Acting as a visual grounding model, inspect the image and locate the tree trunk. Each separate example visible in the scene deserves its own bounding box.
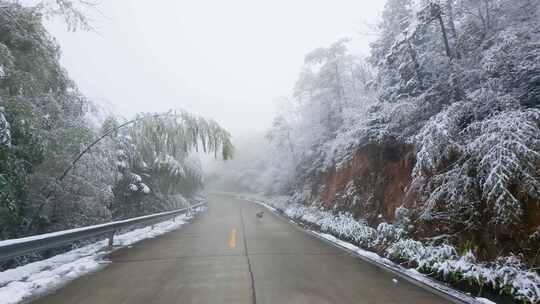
[445,0,461,59]
[406,41,423,87]
[437,13,453,59]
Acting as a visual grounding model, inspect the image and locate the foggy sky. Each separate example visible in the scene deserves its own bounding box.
[47,1,386,136]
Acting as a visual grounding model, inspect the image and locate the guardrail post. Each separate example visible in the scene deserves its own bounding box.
[108,231,115,249]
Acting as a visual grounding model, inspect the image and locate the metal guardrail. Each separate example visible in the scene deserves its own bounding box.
[0,202,206,262]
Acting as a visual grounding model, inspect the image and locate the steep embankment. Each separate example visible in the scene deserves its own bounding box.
[319,141,415,224]
[301,139,540,266]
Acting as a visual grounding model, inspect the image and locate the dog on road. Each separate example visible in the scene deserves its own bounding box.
[256,211,264,220]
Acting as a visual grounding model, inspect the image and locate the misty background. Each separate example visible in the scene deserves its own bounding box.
[2,1,540,301]
[46,0,385,135]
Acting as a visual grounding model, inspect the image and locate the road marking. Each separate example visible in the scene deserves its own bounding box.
[228,228,237,248]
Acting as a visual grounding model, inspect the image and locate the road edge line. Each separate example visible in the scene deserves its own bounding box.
[236,195,481,304]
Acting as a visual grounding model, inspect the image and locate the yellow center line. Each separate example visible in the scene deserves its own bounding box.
[228,228,237,249]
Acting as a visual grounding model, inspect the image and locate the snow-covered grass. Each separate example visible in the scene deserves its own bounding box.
[314,232,483,304]
[387,240,540,304]
[0,208,204,304]
[238,193,540,304]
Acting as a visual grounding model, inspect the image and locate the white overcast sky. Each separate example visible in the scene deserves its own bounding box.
[46,1,386,135]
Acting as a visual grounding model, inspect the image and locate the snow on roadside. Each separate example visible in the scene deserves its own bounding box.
[235,192,540,304]
[0,208,204,304]
[476,298,497,304]
[313,232,480,304]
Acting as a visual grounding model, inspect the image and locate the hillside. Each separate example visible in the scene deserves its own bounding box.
[207,0,540,302]
[0,1,232,261]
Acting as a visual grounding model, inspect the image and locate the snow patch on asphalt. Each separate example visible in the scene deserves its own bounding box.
[0,210,202,304]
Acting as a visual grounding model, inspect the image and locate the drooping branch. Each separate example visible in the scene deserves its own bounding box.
[58,113,163,181]
[28,110,233,232]
[59,110,233,182]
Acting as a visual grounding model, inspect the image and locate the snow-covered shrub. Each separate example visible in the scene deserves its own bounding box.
[466,109,540,227]
[386,239,540,303]
[492,256,540,303]
[412,101,469,177]
[411,102,479,224]
[386,239,458,271]
[281,203,377,247]
[530,228,540,242]
[374,222,405,246]
[394,206,411,229]
[386,239,427,266]
[416,158,481,226]
[420,245,459,272]
[318,212,376,246]
[437,251,479,281]
[413,107,540,231]
[126,173,150,194]
[434,254,540,303]
[0,106,10,146]
[284,204,308,219]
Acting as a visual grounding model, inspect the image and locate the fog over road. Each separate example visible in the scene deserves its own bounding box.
[34,194,450,304]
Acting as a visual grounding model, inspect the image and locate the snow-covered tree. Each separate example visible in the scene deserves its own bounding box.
[401,0,540,238]
[0,2,234,239]
[228,0,540,272]
[110,112,233,218]
[0,106,9,146]
[0,2,100,237]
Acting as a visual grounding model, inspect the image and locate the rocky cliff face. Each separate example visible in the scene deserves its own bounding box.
[300,140,540,266]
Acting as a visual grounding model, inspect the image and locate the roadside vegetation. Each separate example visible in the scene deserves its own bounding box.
[0,1,233,265]
[246,195,539,303]
[208,0,540,302]
[1,0,539,302]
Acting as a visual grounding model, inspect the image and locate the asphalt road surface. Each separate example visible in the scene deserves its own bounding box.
[33,194,451,304]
